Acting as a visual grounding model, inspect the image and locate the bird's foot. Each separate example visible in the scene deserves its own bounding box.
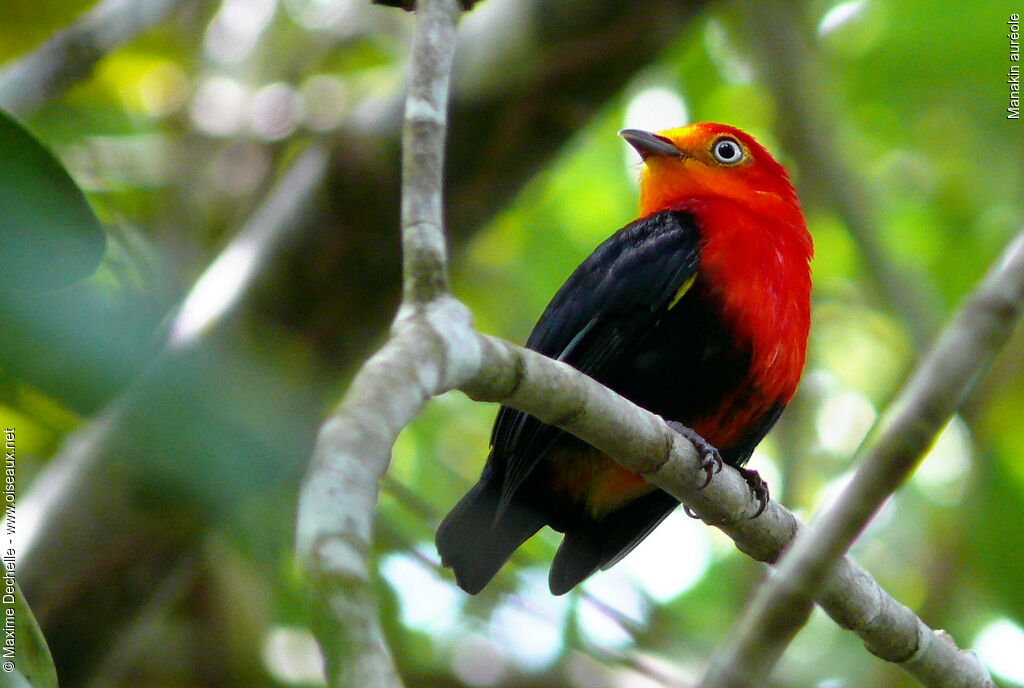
[666,421,723,490]
[737,466,770,518]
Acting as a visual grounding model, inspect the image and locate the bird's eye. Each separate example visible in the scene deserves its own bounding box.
[711,137,745,165]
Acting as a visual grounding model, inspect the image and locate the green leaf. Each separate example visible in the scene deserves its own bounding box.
[0,580,59,688]
[0,108,105,291]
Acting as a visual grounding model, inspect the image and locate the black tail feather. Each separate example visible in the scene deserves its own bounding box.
[436,470,546,594]
[548,489,678,595]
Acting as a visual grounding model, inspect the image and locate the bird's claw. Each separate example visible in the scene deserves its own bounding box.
[666,421,722,489]
[737,466,770,518]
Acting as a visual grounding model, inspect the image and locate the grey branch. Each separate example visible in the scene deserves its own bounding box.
[401,0,461,304]
[697,230,1024,688]
[295,1,462,686]
[296,1,1009,688]
[302,255,1017,687]
[15,5,701,675]
[296,299,474,688]
[299,255,1020,687]
[0,0,189,117]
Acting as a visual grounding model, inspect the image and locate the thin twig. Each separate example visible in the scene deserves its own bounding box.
[0,0,190,116]
[697,229,1024,688]
[401,0,459,304]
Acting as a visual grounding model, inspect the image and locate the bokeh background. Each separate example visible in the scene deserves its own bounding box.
[1,0,1022,686]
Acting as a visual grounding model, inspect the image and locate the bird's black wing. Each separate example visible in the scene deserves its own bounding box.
[492,210,702,509]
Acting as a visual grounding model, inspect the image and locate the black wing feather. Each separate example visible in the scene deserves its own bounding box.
[493,210,702,509]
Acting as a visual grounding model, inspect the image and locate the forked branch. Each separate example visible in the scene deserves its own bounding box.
[295,1,1012,687]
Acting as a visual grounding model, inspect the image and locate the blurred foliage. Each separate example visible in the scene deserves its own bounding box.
[0,110,105,290]
[0,0,1022,687]
[1,0,96,61]
[5,581,58,688]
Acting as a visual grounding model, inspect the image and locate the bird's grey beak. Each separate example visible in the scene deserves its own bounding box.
[619,129,687,160]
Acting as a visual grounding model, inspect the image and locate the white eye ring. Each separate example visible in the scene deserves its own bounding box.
[711,137,745,164]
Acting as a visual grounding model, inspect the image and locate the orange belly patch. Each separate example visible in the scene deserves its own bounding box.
[548,444,656,518]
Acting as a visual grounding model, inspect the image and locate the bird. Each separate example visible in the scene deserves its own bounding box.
[436,122,813,595]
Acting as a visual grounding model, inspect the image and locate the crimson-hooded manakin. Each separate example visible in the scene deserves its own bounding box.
[436,123,813,595]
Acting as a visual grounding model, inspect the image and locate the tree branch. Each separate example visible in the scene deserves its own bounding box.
[696,229,1024,688]
[0,0,190,117]
[297,301,473,688]
[299,262,1011,688]
[401,0,460,304]
[302,270,1015,688]
[295,1,463,685]
[296,2,1011,688]
[13,3,706,675]
[462,271,1018,687]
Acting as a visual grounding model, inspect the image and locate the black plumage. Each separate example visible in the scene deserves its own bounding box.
[436,210,777,595]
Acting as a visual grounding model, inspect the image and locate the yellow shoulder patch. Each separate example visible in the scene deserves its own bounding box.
[668,273,697,310]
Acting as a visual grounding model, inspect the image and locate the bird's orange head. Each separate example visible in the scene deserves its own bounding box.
[621,123,801,223]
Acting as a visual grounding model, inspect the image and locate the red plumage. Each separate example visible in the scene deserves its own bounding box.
[437,123,813,594]
[682,194,812,448]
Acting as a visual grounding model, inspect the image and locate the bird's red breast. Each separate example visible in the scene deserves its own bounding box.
[572,123,813,514]
[436,123,814,595]
[635,123,812,442]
